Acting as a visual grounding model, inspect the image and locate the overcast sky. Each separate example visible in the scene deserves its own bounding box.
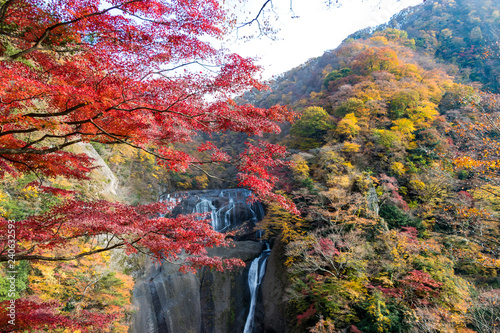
[224,0,424,79]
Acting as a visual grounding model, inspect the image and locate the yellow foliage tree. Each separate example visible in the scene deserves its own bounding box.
[29,242,134,332]
[409,101,439,127]
[391,118,416,141]
[336,113,361,139]
[391,162,406,175]
[291,155,310,181]
[257,203,308,245]
[342,142,361,154]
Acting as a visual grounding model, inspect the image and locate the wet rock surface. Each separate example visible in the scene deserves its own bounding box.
[131,241,265,333]
[261,242,288,333]
[161,189,265,235]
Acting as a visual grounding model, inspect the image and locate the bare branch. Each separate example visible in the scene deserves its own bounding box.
[237,0,273,29]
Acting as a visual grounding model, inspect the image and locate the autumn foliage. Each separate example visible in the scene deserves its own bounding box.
[0,0,295,196]
[3,0,500,332]
[247,26,500,332]
[0,0,297,331]
[0,297,116,332]
[0,0,299,260]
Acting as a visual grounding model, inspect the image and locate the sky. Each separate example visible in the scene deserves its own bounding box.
[224,0,424,79]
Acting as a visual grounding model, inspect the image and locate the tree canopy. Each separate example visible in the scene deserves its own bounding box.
[0,0,298,256]
[0,1,297,329]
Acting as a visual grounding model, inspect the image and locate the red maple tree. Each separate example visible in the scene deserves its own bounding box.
[0,0,297,258]
[0,297,116,332]
[0,0,296,329]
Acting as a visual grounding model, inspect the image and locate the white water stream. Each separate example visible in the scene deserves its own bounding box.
[243,243,271,333]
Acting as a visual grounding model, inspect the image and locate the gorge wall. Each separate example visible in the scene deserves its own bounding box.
[131,189,286,333]
[131,241,265,333]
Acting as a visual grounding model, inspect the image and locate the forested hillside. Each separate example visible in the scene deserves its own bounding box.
[351,0,500,93]
[244,0,500,108]
[250,1,500,331]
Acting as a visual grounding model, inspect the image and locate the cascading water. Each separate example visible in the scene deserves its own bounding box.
[194,199,218,229]
[160,188,265,233]
[243,243,271,333]
[132,189,271,333]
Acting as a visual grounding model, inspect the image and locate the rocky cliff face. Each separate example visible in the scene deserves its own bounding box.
[131,241,265,333]
[131,189,290,333]
[261,241,288,333]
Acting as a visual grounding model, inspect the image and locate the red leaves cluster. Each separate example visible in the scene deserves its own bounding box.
[377,270,442,307]
[0,2,293,332]
[0,200,244,271]
[379,174,409,211]
[238,141,299,214]
[399,270,442,305]
[312,238,340,257]
[0,297,116,332]
[297,303,317,325]
[0,0,296,212]
[0,0,297,265]
[400,226,418,243]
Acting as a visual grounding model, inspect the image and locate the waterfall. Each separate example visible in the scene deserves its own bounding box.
[194,199,218,230]
[243,243,271,333]
[133,189,270,333]
[222,197,235,232]
[160,189,265,233]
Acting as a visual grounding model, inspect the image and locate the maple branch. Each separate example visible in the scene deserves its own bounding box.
[150,61,220,77]
[23,102,88,118]
[0,139,82,155]
[0,155,43,183]
[0,0,15,23]
[52,220,66,239]
[1,0,142,61]
[88,119,212,165]
[88,119,175,161]
[108,94,210,128]
[110,96,196,115]
[105,235,116,250]
[22,132,97,150]
[0,238,141,262]
[237,0,273,29]
[46,46,85,53]
[192,164,235,184]
[65,113,103,126]
[0,93,46,105]
[0,127,38,137]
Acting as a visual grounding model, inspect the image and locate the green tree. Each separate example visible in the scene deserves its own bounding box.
[291,106,333,148]
[389,91,420,119]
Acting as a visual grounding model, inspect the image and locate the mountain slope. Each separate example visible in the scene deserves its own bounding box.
[243,0,499,110]
[347,0,500,92]
[249,3,500,332]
